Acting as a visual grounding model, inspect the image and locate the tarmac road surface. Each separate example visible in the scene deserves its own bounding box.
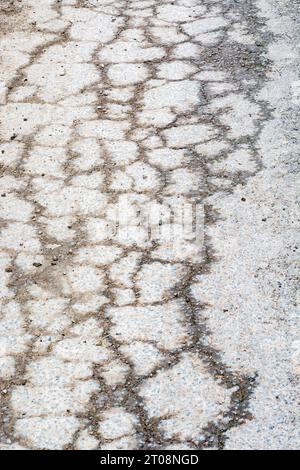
[0,0,299,450]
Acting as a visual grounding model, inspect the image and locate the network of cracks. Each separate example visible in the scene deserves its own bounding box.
[0,0,273,450]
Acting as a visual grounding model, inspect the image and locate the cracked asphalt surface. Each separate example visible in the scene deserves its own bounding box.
[0,0,299,450]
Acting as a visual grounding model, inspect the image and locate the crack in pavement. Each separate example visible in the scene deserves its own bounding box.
[0,0,298,451]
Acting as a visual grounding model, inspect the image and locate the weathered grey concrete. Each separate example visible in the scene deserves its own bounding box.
[0,0,299,450]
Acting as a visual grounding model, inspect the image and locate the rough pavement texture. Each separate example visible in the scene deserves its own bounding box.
[0,0,299,450]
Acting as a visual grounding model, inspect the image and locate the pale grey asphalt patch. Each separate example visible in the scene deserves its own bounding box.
[0,0,298,450]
